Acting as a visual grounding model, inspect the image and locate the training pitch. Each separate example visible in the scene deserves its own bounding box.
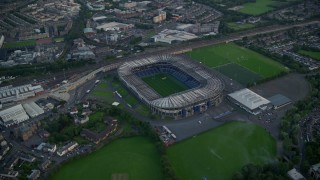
[298,50,320,61]
[167,122,276,179]
[51,137,163,180]
[239,0,290,15]
[142,73,189,97]
[186,43,288,84]
[3,40,36,49]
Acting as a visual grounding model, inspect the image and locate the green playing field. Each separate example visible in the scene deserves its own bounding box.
[142,73,189,97]
[168,121,277,179]
[51,137,163,180]
[186,43,288,81]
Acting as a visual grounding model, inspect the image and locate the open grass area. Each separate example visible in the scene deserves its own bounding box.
[90,81,116,104]
[142,73,189,97]
[125,95,139,106]
[117,86,129,97]
[298,50,320,61]
[239,0,276,15]
[216,63,263,85]
[227,22,256,30]
[3,40,36,49]
[187,43,288,80]
[168,121,276,180]
[86,112,106,133]
[135,105,151,117]
[51,137,163,180]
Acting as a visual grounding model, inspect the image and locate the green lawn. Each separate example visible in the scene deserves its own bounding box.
[298,50,320,61]
[117,86,129,97]
[168,122,277,180]
[239,0,276,15]
[90,81,116,103]
[86,112,106,133]
[216,63,263,85]
[135,105,151,117]
[2,40,36,49]
[142,73,189,97]
[227,22,256,30]
[51,137,163,180]
[125,95,139,106]
[187,43,288,78]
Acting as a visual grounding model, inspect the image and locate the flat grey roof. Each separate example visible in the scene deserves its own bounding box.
[268,94,291,107]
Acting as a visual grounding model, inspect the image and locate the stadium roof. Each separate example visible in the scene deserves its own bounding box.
[268,94,291,108]
[228,88,270,110]
[118,55,224,110]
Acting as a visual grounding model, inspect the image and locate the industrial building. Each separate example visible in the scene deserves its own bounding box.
[0,104,29,127]
[96,22,134,32]
[0,84,44,106]
[152,29,198,44]
[268,94,292,109]
[228,88,272,115]
[22,102,44,118]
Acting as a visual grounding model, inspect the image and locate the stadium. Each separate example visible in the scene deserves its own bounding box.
[118,55,224,119]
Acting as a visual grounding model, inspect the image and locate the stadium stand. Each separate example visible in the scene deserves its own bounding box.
[118,55,224,119]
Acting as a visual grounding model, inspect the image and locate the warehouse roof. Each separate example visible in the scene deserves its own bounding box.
[0,104,29,125]
[228,88,270,110]
[268,94,291,108]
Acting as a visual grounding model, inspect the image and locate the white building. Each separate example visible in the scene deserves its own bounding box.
[36,143,57,153]
[92,16,107,22]
[56,141,78,156]
[96,22,134,31]
[228,88,272,115]
[0,104,29,127]
[287,168,306,180]
[152,29,198,44]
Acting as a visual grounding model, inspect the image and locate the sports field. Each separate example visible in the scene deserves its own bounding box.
[216,63,263,85]
[51,137,163,180]
[187,43,287,83]
[167,122,276,180]
[142,73,189,97]
[298,50,320,61]
[2,40,36,49]
[239,0,275,15]
[227,22,256,31]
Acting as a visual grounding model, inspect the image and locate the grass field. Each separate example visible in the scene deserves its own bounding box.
[168,122,276,180]
[298,50,320,61]
[87,112,106,133]
[227,22,256,30]
[125,95,139,106]
[187,43,287,81]
[216,63,263,85]
[3,40,36,49]
[142,73,189,97]
[51,137,163,180]
[90,81,116,104]
[239,0,275,15]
